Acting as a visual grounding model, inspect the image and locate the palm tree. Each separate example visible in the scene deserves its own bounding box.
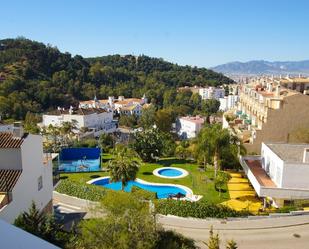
[107,146,140,190]
[197,124,230,178]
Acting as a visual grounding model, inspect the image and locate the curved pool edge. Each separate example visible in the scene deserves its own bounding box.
[153,167,189,179]
[86,176,202,201]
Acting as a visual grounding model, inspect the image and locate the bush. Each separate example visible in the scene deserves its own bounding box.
[131,186,157,200]
[56,179,107,201]
[155,200,250,218]
[72,139,98,148]
[155,230,196,249]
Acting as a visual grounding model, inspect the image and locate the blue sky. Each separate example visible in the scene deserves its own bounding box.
[1,0,309,67]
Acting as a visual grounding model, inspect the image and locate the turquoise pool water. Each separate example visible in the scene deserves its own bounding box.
[158,168,183,177]
[59,159,100,172]
[92,178,187,199]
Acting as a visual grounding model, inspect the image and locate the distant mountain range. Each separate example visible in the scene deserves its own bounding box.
[211,60,309,76]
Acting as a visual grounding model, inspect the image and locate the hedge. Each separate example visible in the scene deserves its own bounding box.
[155,199,251,218]
[131,186,157,201]
[56,179,107,202]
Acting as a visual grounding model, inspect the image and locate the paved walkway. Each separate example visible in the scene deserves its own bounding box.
[221,172,262,213]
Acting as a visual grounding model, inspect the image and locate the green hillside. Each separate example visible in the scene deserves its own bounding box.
[0,38,233,119]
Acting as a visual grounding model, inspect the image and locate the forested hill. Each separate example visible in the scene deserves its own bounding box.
[0,38,233,119]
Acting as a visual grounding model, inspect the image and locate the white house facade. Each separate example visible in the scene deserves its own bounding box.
[79,95,148,117]
[240,142,309,208]
[199,87,225,100]
[0,132,53,223]
[176,116,205,139]
[42,108,116,135]
[219,95,239,111]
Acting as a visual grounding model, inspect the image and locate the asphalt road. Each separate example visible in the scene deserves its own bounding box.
[53,192,309,249]
[166,224,309,249]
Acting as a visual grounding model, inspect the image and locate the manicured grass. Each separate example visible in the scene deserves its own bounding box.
[60,156,230,204]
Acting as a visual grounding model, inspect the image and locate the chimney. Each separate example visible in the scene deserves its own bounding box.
[303,148,309,163]
[275,85,281,97]
[69,106,73,115]
[13,122,24,138]
[108,96,114,106]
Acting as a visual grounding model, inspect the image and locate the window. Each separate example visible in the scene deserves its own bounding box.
[38,176,43,191]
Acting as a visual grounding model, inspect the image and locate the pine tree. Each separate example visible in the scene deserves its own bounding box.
[204,226,220,249]
[226,240,238,249]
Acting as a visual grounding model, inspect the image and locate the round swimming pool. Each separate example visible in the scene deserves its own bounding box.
[153,167,189,179]
[87,177,193,199]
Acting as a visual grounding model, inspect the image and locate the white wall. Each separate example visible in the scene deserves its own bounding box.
[0,135,53,223]
[177,119,201,139]
[282,163,309,189]
[42,115,63,127]
[43,111,115,132]
[0,148,22,170]
[261,143,284,187]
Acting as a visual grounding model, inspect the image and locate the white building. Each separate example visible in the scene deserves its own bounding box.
[240,142,309,208]
[199,87,225,100]
[117,104,143,116]
[0,132,53,223]
[42,107,116,136]
[79,95,148,116]
[176,116,205,139]
[219,95,239,111]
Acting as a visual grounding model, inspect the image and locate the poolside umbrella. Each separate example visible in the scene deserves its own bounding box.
[175,192,186,199]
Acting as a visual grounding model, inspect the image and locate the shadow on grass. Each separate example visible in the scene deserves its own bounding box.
[142,172,153,176]
[157,158,191,167]
[90,175,101,179]
[60,176,68,180]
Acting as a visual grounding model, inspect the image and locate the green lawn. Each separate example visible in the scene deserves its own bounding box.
[60,156,230,204]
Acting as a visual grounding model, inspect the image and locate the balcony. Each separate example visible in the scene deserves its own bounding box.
[240,156,309,200]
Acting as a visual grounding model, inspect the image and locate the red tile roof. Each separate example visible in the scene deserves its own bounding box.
[245,159,277,187]
[0,169,22,192]
[0,133,24,148]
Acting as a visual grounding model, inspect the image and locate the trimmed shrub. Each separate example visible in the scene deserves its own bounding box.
[56,179,107,201]
[155,199,250,218]
[131,186,157,200]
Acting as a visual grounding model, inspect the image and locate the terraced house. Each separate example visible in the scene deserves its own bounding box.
[223,81,309,153]
[241,142,309,208]
[0,129,53,223]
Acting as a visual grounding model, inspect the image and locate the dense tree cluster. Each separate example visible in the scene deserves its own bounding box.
[0,38,233,120]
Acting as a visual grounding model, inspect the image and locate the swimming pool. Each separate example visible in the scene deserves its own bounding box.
[58,159,100,172]
[88,177,192,199]
[153,167,189,179]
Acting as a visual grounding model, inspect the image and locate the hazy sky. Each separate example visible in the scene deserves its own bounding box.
[2,0,309,67]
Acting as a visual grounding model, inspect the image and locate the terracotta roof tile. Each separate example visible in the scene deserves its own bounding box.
[0,133,24,148]
[0,169,22,191]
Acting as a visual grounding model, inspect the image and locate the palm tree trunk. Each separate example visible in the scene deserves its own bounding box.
[121,179,125,191]
[214,149,219,179]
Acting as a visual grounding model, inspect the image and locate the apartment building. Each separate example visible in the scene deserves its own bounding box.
[176,116,205,139]
[223,82,309,153]
[251,75,309,95]
[0,131,53,223]
[79,95,148,116]
[240,142,309,208]
[219,94,239,111]
[42,107,116,136]
[198,87,225,100]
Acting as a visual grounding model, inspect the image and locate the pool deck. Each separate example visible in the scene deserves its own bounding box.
[152,167,189,179]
